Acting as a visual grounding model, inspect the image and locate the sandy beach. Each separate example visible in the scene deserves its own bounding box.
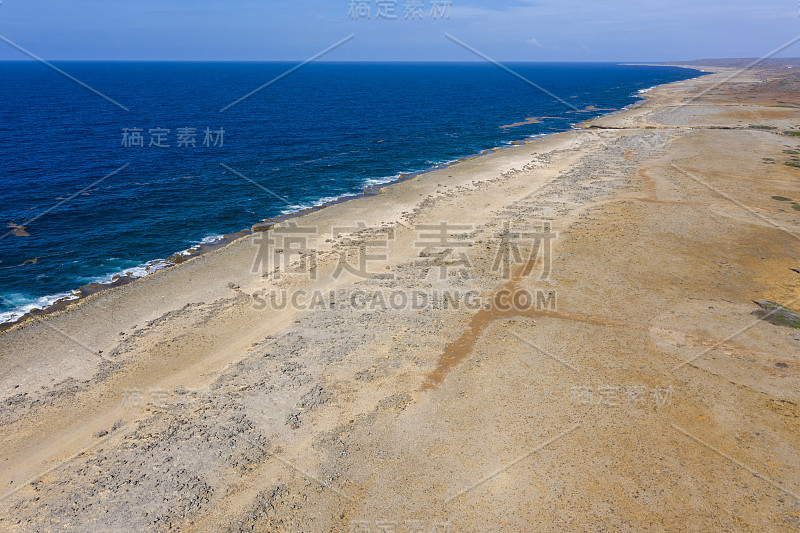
[1,64,800,531]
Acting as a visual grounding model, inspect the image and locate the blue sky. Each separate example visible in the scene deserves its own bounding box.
[0,0,798,61]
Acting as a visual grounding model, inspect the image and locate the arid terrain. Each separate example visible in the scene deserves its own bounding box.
[1,64,800,531]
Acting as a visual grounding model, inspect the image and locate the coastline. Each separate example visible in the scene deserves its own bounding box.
[0,63,707,332]
[4,61,798,530]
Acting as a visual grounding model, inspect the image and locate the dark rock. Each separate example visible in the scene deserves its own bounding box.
[753,300,800,328]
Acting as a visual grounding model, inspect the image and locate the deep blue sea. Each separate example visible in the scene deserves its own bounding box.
[0,62,702,322]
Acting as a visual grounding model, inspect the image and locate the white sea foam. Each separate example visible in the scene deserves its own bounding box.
[278,192,365,215]
[176,234,226,256]
[364,174,402,187]
[0,234,228,325]
[0,290,80,325]
[199,234,225,245]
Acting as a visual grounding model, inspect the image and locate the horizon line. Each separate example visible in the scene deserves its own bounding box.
[0,58,731,64]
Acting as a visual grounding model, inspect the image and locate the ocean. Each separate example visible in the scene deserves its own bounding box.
[0,62,703,323]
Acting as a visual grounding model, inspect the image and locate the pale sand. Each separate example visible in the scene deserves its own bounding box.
[1,66,800,531]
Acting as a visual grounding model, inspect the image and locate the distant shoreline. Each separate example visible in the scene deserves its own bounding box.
[0,62,707,332]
